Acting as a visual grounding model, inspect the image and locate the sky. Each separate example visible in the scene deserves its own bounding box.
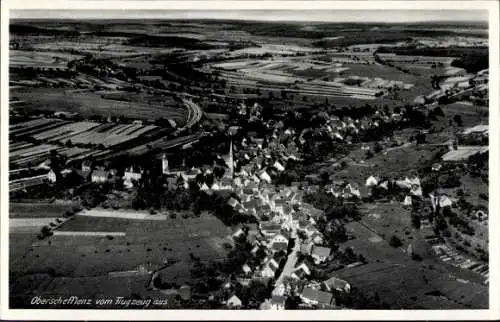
[10,9,488,23]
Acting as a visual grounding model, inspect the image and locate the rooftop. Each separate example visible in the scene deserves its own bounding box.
[301,287,334,305]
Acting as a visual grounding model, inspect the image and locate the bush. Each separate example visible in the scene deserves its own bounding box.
[389,235,403,248]
[411,253,423,261]
[441,174,461,188]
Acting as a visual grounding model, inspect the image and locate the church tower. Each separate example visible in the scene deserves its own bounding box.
[223,139,234,179]
[162,154,169,174]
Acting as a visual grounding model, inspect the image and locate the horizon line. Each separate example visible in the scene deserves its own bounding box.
[9,9,489,23]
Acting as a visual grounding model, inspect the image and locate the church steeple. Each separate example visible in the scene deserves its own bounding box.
[227,138,233,178]
[162,154,169,174]
[223,138,234,179]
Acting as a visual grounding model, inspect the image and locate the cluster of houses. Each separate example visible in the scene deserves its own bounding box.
[188,128,354,309]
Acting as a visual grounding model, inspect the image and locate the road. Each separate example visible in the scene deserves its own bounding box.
[181,99,203,129]
[273,238,300,288]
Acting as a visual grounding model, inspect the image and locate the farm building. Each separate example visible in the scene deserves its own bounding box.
[299,287,335,308]
[322,276,351,293]
[91,169,111,183]
[226,294,242,308]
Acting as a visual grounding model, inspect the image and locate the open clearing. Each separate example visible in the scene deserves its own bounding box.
[10,212,231,278]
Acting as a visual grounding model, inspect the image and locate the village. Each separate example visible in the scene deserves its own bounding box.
[7,16,490,311]
[9,88,489,309]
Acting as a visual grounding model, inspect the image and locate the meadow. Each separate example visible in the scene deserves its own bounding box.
[10,87,186,122]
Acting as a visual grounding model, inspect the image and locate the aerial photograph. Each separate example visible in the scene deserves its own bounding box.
[7,8,489,310]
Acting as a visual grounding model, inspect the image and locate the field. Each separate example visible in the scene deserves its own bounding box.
[9,202,77,272]
[10,50,83,69]
[9,140,100,168]
[335,261,487,309]
[330,143,441,184]
[10,202,77,219]
[440,101,488,128]
[11,210,231,277]
[336,202,488,309]
[10,87,186,122]
[9,209,232,307]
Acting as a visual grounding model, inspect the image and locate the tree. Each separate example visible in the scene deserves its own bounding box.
[389,235,403,248]
[415,133,426,144]
[453,115,463,127]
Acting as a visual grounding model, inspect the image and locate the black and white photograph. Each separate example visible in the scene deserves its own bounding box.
[1,0,499,319]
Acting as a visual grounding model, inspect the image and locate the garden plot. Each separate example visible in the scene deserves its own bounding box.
[33,121,101,141]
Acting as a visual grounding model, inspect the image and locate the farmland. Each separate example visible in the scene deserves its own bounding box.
[9,118,165,168]
[11,210,231,275]
[10,50,83,69]
[8,17,489,310]
[9,202,79,274]
[10,87,186,122]
[336,202,488,309]
[10,209,231,307]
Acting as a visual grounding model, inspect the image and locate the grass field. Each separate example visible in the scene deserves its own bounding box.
[9,202,77,218]
[10,87,186,122]
[10,50,83,69]
[335,261,487,309]
[10,211,231,278]
[331,144,440,185]
[440,102,488,128]
[337,202,488,309]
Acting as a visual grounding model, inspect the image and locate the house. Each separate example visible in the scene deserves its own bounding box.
[81,160,92,173]
[259,170,272,183]
[47,169,57,183]
[410,185,423,197]
[310,231,324,245]
[178,284,192,300]
[379,180,389,190]
[272,283,287,297]
[227,197,239,208]
[199,182,211,191]
[210,182,221,191]
[270,234,289,246]
[226,294,242,308]
[260,222,282,237]
[365,175,379,187]
[242,263,252,276]
[233,228,245,240]
[304,206,325,221]
[438,195,454,208]
[300,240,315,255]
[273,161,285,172]
[270,295,286,310]
[273,199,285,213]
[271,242,288,253]
[403,195,412,207]
[291,262,312,280]
[432,163,443,172]
[123,166,142,188]
[91,169,110,183]
[260,258,280,278]
[299,287,334,308]
[311,246,331,264]
[219,177,233,190]
[322,276,351,293]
